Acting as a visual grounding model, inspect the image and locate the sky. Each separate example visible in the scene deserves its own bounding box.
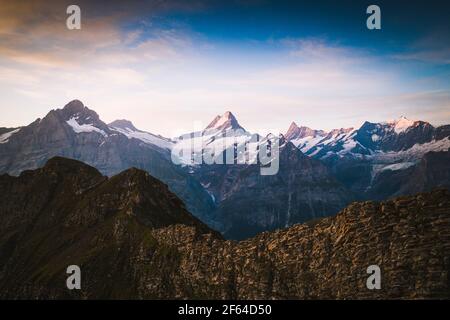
[0,0,449,137]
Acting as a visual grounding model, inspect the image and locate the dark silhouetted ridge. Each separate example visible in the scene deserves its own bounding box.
[0,158,449,299]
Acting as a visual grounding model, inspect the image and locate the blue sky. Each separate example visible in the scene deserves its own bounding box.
[0,0,449,136]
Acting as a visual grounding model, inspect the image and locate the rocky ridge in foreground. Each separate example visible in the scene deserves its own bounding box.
[0,157,448,299]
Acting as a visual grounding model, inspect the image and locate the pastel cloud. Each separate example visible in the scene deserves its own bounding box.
[0,1,449,137]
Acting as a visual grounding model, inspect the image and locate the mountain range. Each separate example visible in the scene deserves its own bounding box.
[0,157,448,299]
[285,118,450,198]
[0,100,449,239]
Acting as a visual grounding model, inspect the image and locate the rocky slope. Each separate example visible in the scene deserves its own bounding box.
[368,150,450,200]
[199,138,353,239]
[0,157,448,299]
[0,157,218,299]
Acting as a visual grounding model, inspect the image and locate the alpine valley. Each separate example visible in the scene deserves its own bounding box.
[1,100,449,240]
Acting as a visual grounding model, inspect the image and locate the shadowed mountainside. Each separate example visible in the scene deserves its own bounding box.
[0,157,449,299]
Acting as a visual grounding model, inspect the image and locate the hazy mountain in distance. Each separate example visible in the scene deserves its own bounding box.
[284,117,450,199]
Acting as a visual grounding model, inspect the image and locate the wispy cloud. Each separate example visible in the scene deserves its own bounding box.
[0,1,449,137]
[0,0,203,68]
[392,32,450,65]
[393,49,450,65]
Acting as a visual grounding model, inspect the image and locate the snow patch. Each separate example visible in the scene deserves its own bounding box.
[0,128,21,144]
[339,139,357,154]
[174,129,252,165]
[110,126,172,150]
[309,146,322,157]
[292,135,326,153]
[371,138,450,163]
[381,162,416,172]
[66,117,107,137]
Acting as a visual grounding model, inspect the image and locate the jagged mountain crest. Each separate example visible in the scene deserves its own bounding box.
[285,115,449,157]
[60,100,107,128]
[285,121,326,140]
[387,116,416,134]
[205,111,245,132]
[282,116,449,201]
[38,101,172,147]
[41,100,113,137]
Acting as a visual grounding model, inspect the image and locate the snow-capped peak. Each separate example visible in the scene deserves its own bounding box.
[59,100,109,131]
[58,100,111,137]
[205,111,244,131]
[285,122,326,141]
[390,116,415,134]
[285,122,300,138]
[286,121,299,132]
